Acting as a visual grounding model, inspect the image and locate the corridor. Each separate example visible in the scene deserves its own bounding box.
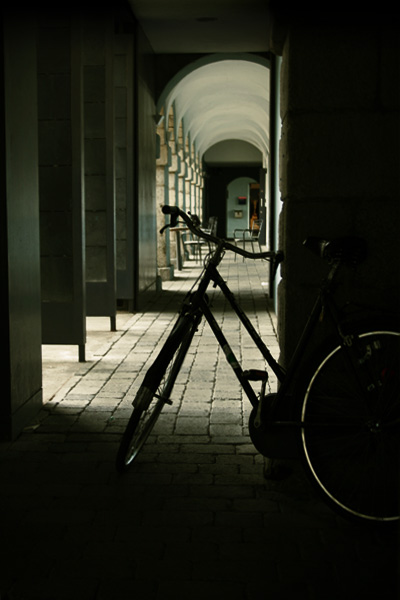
[0,253,397,600]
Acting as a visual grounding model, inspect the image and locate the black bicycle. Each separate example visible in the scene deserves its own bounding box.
[116,205,399,524]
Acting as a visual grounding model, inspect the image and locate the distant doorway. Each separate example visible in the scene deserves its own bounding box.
[249,182,261,229]
[203,165,262,239]
[226,176,258,238]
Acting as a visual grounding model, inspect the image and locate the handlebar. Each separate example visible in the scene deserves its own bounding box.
[303,236,367,267]
[161,205,283,273]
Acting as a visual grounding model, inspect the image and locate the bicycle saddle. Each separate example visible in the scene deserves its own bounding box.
[303,236,368,266]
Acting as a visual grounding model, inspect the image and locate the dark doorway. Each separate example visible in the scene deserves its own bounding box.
[203,165,263,239]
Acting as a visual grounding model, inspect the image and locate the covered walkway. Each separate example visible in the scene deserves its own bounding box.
[0,253,397,599]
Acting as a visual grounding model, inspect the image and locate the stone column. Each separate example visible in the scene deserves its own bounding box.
[185,164,193,214]
[168,148,180,268]
[278,23,400,367]
[2,14,42,439]
[156,123,174,281]
[177,154,185,211]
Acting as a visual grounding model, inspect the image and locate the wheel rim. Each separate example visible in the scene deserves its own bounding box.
[120,325,193,468]
[123,399,164,466]
[301,331,400,521]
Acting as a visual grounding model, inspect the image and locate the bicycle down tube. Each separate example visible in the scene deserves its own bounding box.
[199,296,259,408]
[178,243,284,408]
[207,262,285,383]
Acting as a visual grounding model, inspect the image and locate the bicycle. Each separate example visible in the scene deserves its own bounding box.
[116,205,399,525]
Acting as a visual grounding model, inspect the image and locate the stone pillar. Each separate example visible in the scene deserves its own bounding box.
[177,154,185,211]
[156,123,174,281]
[168,148,180,268]
[1,14,42,439]
[183,164,191,212]
[83,14,116,328]
[185,162,196,214]
[193,155,203,223]
[278,23,400,367]
[114,30,134,307]
[38,14,86,359]
[191,161,198,218]
[156,165,174,281]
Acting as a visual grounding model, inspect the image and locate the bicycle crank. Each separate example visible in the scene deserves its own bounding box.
[248,393,298,459]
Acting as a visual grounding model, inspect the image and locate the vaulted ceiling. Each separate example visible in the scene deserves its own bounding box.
[159,55,270,165]
[128,0,275,165]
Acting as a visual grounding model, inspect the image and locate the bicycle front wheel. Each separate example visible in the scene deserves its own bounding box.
[116,316,199,472]
[298,327,399,523]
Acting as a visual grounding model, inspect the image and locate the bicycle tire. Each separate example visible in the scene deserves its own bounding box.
[297,324,399,523]
[115,315,200,473]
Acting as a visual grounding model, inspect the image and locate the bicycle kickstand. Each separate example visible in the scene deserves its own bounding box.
[243,369,269,428]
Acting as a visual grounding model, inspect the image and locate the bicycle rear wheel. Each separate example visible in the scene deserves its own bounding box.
[116,315,199,472]
[297,326,399,523]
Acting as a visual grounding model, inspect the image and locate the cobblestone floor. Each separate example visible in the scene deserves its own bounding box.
[0,254,398,599]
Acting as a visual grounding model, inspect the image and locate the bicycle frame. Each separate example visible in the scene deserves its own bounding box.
[190,247,345,420]
[163,206,357,421]
[118,205,399,523]
[182,240,285,410]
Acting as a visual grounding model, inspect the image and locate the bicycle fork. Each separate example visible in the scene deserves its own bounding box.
[133,312,202,411]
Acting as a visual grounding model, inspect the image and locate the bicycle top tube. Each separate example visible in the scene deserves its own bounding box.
[161,204,283,267]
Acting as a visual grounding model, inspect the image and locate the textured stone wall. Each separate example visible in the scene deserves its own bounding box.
[278,23,400,367]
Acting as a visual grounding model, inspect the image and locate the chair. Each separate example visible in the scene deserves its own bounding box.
[198,215,218,254]
[182,230,202,263]
[182,216,218,264]
[233,218,263,260]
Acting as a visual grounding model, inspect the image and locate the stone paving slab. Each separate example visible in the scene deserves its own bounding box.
[0,254,399,599]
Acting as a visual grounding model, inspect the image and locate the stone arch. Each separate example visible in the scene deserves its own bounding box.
[156,53,271,280]
[157,53,270,166]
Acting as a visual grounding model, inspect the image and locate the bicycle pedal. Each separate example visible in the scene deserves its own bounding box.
[243,369,268,382]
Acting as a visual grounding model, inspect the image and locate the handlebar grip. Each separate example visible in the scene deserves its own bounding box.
[272,251,284,280]
[161,204,180,229]
[162,205,179,216]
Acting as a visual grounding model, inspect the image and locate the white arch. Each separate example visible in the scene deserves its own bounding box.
[157,54,270,164]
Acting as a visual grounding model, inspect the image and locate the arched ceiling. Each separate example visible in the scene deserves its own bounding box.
[128,1,273,168]
[158,57,270,166]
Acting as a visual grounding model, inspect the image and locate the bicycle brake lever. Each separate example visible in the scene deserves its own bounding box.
[272,251,284,279]
[160,212,179,234]
[188,211,201,227]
